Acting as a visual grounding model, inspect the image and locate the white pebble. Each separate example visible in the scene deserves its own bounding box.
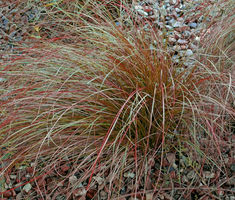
[172,21,182,28]
[186,49,193,56]
[23,183,32,193]
[177,39,188,45]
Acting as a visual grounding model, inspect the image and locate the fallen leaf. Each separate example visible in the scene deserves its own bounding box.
[34,25,40,32]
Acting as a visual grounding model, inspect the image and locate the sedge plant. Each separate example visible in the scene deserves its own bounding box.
[0,0,234,198]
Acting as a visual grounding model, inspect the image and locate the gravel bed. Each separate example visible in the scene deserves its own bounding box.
[0,0,234,199]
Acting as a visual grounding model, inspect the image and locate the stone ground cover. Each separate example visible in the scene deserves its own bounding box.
[0,0,234,199]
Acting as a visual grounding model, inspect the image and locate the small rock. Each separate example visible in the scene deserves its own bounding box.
[23,183,32,193]
[146,193,154,200]
[177,17,185,22]
[172,55,179,60]
[25,174,31,178]
[174,58,180,63]
[150,44,155,50]
[137,9,148,16]
[159,7,167,16]
[173,45,181,51]
[93,176,104,185]
[183,61,195,67]
[74,187,87,196]
[10,175,17,180]
[168,37,176,44]
[187,171,196,180]
[4,183,9,189]
[69,175,78,185]
[174,33,182,40]
[229,196,235,200]
[165,25,173,30]
[224,157,229,164]
[183,30,191,38]
[16,192,23,200]
[56,195,66,200]
[195,36,200,41]
[175,26,190,32]
[166,153,176,165]
[177,39,188,45]
[189,22,197,28]
[203,171,215,179]
[30,162,36,167]
[185,49,193,56]
[172,21,182,28]
[99,190,108,200]
[123,172,135,179]
[175,8,181,13]
[7,182,13,189]
[18,166,27,170]
[115,22,120,26]
[172,163,178,169]
[165,16,171,21]
[189,43,197,50]
[180,45,188,50]
[134,5,143,10]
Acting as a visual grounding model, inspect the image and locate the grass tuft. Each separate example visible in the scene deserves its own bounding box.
[0,0,234,198]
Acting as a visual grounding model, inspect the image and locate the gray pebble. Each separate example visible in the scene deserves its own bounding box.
[99,190,108,200]
[23,183,32,193]
[10,175,17,179]
[177,39,188,45]
[172,55,179,60]
[183,30,191,38]
[172,21,182,28]
[175,8,181,13]
[159,7,167,16]
[136,9,148,16]
[186,49,193,56]
[189,22,197,28]
[56,195,66,200]
[165,25,173,30]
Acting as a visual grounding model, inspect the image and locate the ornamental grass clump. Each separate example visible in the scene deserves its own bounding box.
[0,0,234,198]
